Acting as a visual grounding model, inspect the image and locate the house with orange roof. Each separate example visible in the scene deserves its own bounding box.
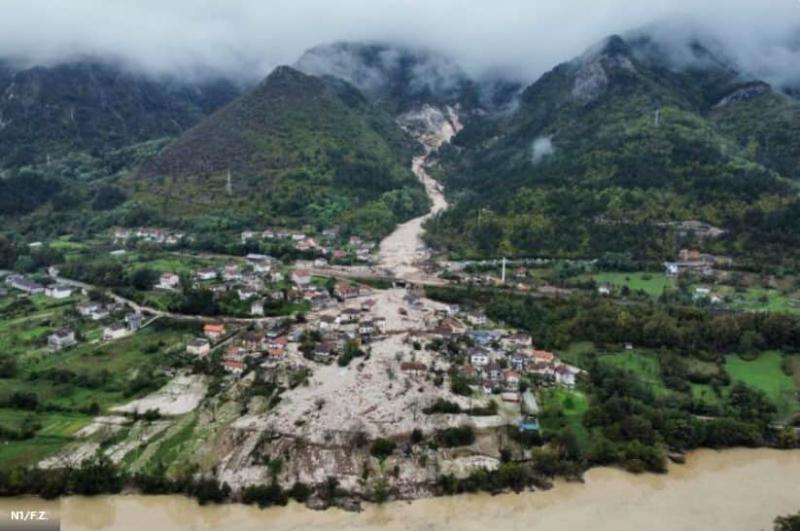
[203,323,226,340]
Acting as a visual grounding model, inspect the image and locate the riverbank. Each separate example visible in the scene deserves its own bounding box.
[5,448,799,531]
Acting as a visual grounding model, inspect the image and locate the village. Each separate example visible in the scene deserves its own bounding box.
[2,104,800,511]
[1,234,583,436]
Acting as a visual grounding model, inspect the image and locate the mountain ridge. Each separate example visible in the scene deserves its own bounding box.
[425,33,800,266]
[0,60,242,170]
[134,65,429,239]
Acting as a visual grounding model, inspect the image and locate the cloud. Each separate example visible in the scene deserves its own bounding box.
[0,0,798,85]
[531,137,555,164]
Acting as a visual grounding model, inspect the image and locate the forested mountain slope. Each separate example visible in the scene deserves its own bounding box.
[426,35,800,268]
[137,66,429,238]
[0,60,240,170]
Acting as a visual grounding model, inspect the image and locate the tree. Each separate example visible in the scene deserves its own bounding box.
[775,511,800,531]
[70,454,123,495]
[370,438,396,461]
[241,484,288,508]
[0,356,18,378]
[130,268,159,291]
[91,185,127,211]
[0,235,18,269]
[13,255,36,273]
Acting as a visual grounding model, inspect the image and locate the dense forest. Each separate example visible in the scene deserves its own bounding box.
[425,36,800,269]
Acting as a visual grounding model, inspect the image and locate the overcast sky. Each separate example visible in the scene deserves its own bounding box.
[0,0,798,85]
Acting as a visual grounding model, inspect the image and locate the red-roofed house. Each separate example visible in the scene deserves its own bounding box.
[223,359,245,375]
[532,350,555,363]
[291,270,311,286]
[204,323,226,340]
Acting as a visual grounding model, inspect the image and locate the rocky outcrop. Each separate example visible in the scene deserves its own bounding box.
[714,82,771,107]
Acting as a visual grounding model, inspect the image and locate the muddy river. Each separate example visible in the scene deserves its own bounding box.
[3,449,799,531]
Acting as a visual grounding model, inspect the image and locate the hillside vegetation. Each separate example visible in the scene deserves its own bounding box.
[426,36,800,269]
[136,66,429,239]
[0,61,239,170]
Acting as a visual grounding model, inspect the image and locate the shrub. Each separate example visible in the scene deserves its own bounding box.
[436,426,475,447]
[370,438,397,460]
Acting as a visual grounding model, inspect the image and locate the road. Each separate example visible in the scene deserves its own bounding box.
[306,265,448,288]
[51,275,280,325]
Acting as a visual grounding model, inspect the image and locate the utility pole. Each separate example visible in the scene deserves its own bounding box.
[501,257,507,284]
[226,169,232,196]
[654,108,661,127]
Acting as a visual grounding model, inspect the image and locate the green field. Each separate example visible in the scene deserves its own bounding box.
[0,292,193,469]
[726,351,800,418]
[592,272,675,297]
[0,294,89,359]
[0,409,92,469]
[538,388,590,448]
[557,341,595,368]
[728,288,800,315]
[599,350,671,397]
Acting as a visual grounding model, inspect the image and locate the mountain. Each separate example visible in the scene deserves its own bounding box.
[294,41,476,113]
[136,66,429,238]
[295,41,521,115]
[0,60,241,170]
[710,83,800,181]
[426,35,800,267]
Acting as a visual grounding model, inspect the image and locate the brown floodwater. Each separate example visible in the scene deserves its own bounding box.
[2,449,799,531]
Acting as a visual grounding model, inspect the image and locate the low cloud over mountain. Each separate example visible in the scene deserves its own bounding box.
[0,1,798,87]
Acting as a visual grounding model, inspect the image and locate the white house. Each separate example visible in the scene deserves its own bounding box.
[469,349,490,367]
[158,272,180,290]
[664,262,679,276]
[196,268,218,281]
[186,338,211,357]
[246,254,275,273]
[5,275,44,294]
[358,320,375,336]
[555,364,579,387]
[237,287,257,301]
[318,315,338,332]
[125,312,144,331]
[251,300,265,316]
[78,303,108,321]
[48,329,77,351]
[223,264,242,281]
[468,312,488,326]
[45,284,73,299]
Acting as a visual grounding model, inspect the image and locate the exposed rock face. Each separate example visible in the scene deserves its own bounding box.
[397,104,463,152]
[572,60,610,101]
[714,82,772,107]
[571,36,637,102]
